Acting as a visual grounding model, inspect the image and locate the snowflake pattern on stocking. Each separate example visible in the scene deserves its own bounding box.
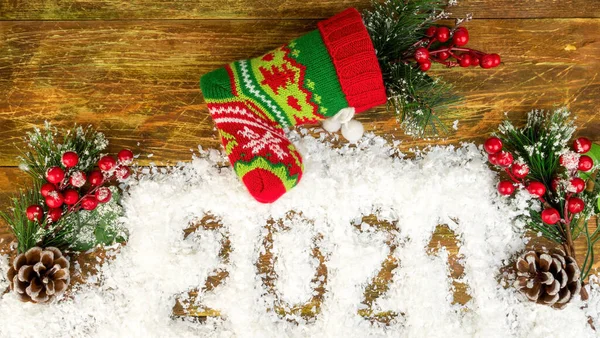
[238,126,288,160]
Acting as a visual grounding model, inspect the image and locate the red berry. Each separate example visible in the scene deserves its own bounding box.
[419,59,432,72]
[491,54,501,67]
[452,28,469,46]
[88,170,104,186]
[488,153,500,165]
[47,208,63,223]
[40,183,56,198]
[559,152,580,170]
[459,54,472,67]
[81,196,99,211]
[95,187,112,203]
[414,47,430,63]
[436,26,450,43]
[425,26,437,37]
[480,54,494,69]
[26,205,43,222]
[115,165,131,180]
[46,167,65,185]
[573,137,592,153]
[118,149,134,165]
[526,182,546,197]
[484,137,503,154]
[496,151,514,167]
[438,51,450,61]
[578,155,594,172]
[470,56,480,67]
[567,197,585,214]
[69,171,87,188]
[511,163,530,179]
[63,189,80,205]
[569,177,586,193]
[498,181,515,195]
[45,192,64,209]
[61,151,79,168]
[98,156,117,172]
[541,208,561,225]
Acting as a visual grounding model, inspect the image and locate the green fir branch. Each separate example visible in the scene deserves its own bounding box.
[0,185,44,253]
[364,0,458,137]
[498,109,575,187]
[20,123,108,182]
[385,63,460,136]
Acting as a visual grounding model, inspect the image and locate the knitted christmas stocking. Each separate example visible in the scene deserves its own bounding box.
[200,8,386,203]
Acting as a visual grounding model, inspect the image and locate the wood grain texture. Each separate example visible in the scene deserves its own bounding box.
[0,0,598,20]
[1,18,599,166]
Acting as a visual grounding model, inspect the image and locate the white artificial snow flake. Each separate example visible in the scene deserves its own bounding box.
[559,150,580,171]
[70,171,87,188]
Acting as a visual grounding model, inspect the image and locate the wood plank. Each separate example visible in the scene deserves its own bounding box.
[0,0,597,20]
[1,19,599,166]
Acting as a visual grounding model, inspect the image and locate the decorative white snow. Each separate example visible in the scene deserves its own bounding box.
[0,132,598,338]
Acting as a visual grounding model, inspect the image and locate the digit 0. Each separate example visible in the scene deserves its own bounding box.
[256,212,328,323]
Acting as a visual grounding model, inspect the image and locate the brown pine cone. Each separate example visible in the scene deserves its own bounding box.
[6,247,70,303]
[514,249,581,309]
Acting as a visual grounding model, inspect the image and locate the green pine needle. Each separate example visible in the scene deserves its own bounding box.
[0,185,44,254]
[364,0,458,137]
[498,109,575,187]
[20,123,108,181]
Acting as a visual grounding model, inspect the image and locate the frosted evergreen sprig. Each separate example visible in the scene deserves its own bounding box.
[487,109,600,281]
[2,124,129,253]
[364,0,500,137]
[20,123,108,182]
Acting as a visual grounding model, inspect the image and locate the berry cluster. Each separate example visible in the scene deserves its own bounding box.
[26,149,134,225]
[485,136,594,225]
[412,26,501,72]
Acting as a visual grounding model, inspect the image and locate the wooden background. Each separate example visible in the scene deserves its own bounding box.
[1,0,599,320]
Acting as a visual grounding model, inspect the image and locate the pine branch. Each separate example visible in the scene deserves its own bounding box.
[20,123,108,182]
[498,109,575,187]
[364,0,447,64]
[385,63,460,136]
[364,0,459,137]
[0,185,44,253]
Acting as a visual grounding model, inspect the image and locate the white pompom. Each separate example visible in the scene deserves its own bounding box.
[341,120,364,143]
[322,118,342,133]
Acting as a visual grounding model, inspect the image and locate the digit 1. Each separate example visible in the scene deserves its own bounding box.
[427,223,471,305]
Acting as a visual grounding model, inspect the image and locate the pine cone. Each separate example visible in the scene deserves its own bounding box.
[6,247,70,303]
[514,249,581,309]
